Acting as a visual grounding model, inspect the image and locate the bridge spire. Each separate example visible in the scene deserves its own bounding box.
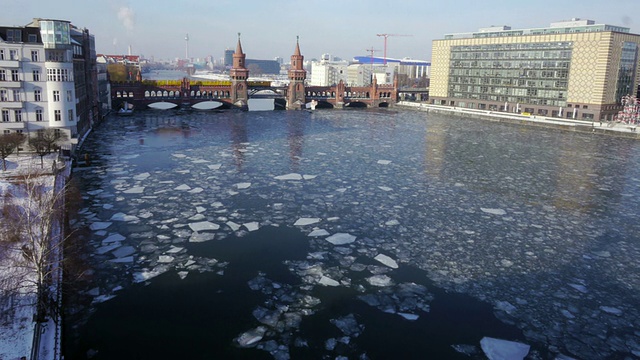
[287,36,306,110]
[230,32,249,110]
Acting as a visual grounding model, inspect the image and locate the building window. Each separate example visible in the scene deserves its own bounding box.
[66,90,72,102]
[36,109,43,121]
[12,90,20,102]
[68,109,74,121]
[31,50,39,62]
[34,89,41,101]
[54,110,61,121]
[53,90,60,102]
[11,70,19,82]
[3,130,9,135]
[0,70,5,81]
[6,29,22,42]
[9,50,18,60]
[0,49,4,60]
[1,110,9,122]
[28,34,38,43]
[14,110,22,122]
[32,69,40,81]
[0,90,7,102]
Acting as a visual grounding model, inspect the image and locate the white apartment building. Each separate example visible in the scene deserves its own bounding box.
[1,19,79,145]
[310,55,350,86]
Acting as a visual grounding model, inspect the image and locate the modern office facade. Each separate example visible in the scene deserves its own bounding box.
[430,19,640,121]
[0,18,98,147]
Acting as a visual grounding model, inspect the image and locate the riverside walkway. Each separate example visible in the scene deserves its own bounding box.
[398,102,640,139]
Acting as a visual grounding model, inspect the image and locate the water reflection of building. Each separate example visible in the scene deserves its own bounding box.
[287,117,304,171]
[423,120,447,179]
[230,119,248,170]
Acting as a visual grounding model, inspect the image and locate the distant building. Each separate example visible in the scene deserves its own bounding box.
[224,48,234,67]
[0,18,99,147]
[245,59,280,75]
[430,19,640,120]
[310,55,349,86]
[352,56,430,86]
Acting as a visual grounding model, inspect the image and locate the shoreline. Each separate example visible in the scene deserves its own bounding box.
[397,101,640,140]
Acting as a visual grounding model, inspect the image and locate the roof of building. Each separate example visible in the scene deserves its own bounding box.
[352,56,430,66]
[442,18,634,40]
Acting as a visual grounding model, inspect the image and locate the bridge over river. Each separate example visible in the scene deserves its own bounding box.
[111,77,399,111]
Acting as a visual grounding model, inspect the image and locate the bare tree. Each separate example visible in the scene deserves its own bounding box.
[28,129,69,168]
[0,169,67,322]
[0,134,16,171]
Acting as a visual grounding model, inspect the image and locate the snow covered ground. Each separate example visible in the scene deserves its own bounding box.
[0,154,59,360]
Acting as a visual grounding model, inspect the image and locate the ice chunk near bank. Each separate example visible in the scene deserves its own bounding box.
[189,221,220,232]
[326,233,356,245]
[226,221,241,231]
[377,160,392,165]
[374,254,399,269]
[274,173,303,181]
[303,174,317,180]
[236,326,267,348]
[294,218,321,226]
[480,208,507,216]
[480,337,530,360]
[207,164,222,170]
[123,186,145,194]
[112,246,136,258]
[110,212,139,222]
[90,221,112,231]
[175,184,191,191]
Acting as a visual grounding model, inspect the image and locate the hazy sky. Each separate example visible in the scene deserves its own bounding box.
[2,0,639,62]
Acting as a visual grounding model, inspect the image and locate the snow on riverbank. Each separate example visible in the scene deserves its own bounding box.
[0,154,58,360]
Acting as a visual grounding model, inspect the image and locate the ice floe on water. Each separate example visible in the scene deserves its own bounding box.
[71,110,640,359]
[325,233,356,245]
[480,337,530,360]
[293,218,321,226]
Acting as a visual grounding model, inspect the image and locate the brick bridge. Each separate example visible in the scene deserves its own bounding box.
[111,36,398,111]
[111,77,398,110]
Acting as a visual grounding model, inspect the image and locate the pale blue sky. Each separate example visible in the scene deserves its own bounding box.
[2,0,639,62]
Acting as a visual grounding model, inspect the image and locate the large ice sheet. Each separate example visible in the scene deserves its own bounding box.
[189,221,220,232]
[326,233,356,245]
[294,218,321,226]
[480,337,530,360]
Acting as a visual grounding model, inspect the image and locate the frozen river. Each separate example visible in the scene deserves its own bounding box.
[65,107,640,359]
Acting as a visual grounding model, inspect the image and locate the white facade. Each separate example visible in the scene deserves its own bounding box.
[0,19,77,142]
[346,64,371,86]
[310,58,349,86]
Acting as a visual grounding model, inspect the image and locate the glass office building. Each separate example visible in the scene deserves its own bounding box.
[430,19,640,121]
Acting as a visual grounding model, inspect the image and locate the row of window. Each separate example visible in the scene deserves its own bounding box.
[0,68,73,82]
[2,109,73,122]
[0,49,40,61]
[2,129,64,138]
[0,89,73,102]
[450,60,571,70]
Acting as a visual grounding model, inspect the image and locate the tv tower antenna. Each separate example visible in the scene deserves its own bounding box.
[185,33,189,60]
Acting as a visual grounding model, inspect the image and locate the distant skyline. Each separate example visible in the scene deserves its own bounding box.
[2,0,640,62]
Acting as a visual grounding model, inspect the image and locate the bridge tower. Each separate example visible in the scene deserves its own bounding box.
[286,36,306,110]
[230,33,249,110]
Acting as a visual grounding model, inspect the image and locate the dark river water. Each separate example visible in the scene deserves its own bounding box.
[64,106,640,359]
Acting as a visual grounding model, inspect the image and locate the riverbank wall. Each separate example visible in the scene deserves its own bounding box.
[397,102,640,140]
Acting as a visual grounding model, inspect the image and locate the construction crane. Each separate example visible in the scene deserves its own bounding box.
[365,47,380,65]
[376,34,412,65]
[365,47,380,84]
